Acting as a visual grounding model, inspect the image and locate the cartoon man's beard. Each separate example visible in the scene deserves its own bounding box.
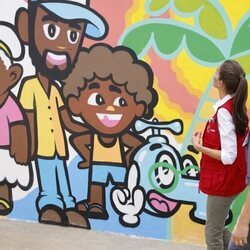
[29,45,75,81]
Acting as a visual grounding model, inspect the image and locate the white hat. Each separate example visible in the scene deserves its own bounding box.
[29,0,108,39]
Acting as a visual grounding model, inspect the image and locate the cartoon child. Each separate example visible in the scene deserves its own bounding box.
[63,44,158,219]
[0,22,31,215]
[15,0,108,227]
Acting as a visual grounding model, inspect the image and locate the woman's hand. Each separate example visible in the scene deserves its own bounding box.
[231,220,249,246]
[230,191,250,247]
[191,131,202,152]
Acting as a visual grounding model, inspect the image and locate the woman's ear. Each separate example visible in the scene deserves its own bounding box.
[68,96,81,116]
[218,80,224,87]
[8,64,23,88]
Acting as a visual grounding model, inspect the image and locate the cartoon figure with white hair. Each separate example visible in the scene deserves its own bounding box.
[0,21,31,216]
[15,0,108,228]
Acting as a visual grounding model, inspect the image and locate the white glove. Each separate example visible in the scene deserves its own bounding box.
[112,163,145,227]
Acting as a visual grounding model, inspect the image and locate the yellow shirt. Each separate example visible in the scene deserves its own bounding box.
[92,135,122,163]
[20,77,66,157]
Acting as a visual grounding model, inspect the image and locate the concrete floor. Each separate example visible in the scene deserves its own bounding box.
[0,218,206,250]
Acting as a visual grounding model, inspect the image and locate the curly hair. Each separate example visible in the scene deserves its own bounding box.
[63,43,158,119]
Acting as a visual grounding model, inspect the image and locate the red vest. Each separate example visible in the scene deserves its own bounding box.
[200,98,247,196]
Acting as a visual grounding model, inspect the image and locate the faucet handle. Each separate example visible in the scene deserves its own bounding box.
[135,118,183,135]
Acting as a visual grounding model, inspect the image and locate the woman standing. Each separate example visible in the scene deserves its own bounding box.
[192,60,249,250]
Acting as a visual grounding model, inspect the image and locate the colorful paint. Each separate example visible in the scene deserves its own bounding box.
[0,0,249,245]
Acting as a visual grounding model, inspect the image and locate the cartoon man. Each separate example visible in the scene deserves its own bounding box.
[63,44,158,219]
[15,0,108,227]
[0,21,31,216]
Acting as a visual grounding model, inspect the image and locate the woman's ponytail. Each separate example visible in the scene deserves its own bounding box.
[232,76,248,136]
[219,60,248,136]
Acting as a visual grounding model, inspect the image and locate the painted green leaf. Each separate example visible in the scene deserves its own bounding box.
[234,54,250,76]
[174,0,203,13]
[231,17,250,56]
[121,26,153,56]
[148,0,171,12]
[185,31,224,62]
[121,22,224,63]
[199,4,227,39]
[152,25,183,54]
[174,0,228,39]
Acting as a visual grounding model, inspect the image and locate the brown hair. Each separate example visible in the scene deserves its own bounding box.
[219,60,248,136]
[63,43,158,119]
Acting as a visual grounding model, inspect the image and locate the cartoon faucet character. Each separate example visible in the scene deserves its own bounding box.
[113,118,208,226]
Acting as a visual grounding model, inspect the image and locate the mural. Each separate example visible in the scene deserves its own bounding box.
[63,43,158,223]
[0,21,31,216]
[0,0,250,245]
[16,0,109,229]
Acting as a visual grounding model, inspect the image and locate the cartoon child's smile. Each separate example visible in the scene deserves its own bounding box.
[96,113,123,128]
[67,78,145,135]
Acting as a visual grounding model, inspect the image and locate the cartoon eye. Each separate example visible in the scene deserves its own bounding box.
[67,30,80,44]
[87,93,105,106]
[181,155,199,179]
[43,23,60,40]
[113,97,127,107]
[155,152,176,189]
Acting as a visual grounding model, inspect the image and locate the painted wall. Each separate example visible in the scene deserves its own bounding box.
[0,0,250,246]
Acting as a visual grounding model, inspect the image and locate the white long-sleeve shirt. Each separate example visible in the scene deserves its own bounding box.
[213,94,237,165]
